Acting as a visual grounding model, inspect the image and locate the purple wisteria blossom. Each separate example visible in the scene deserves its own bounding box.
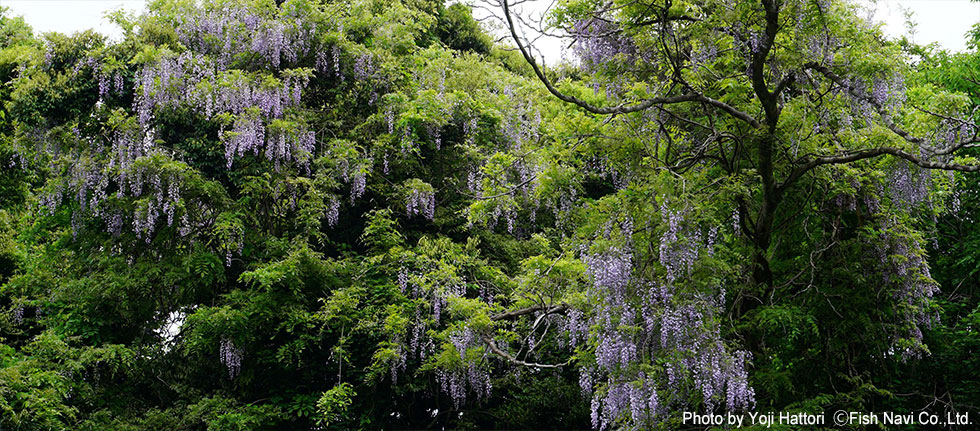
[570,210,753,429]
[406,187,435,220]
[137,51,315,168]
[219,337,244,379]
[438,325,492,408]
[887,161,931,210]
[873,224,940,360]
[571,18,636,73]
[326,196,341,228]
[353,53,375,80]
[658,204,709,283]
[171,3,316,69]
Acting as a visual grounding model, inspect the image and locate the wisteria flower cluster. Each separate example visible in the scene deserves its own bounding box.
[499,86,541,149]
[438,325,492,408]
[390,255,492,406]
[658,204,715,284]
[873,224,940,360]
[171,2,318,69]
[571,212,753,430]
[887,161,932,210]
[43,147,201,249]
[405,186,435,221]
[135,51,315,168]
[571,18,637,73]
[219,337,244,379]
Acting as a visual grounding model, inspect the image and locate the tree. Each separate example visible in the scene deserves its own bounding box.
[487,0,980,427]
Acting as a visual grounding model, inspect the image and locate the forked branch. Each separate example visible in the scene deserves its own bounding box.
[779,63,980,190]
[500,0,762,128]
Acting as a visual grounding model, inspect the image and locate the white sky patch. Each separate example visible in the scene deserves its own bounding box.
[0,0,147,41]
[859,0,980,52]
[155,309,187,353]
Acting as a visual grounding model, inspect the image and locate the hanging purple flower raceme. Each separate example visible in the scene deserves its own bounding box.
[332,45,342,80]
[326,196,341,228]
[170,3,316,69]
[138,50,315,168]
[53,139,201,245]
[406,186,435,221]
[498,87,539,149]
[658,204,711,284]
[690,44,718,72]
[219,337,244,379]
[438,325,492,408]
[747,31,765,54]
[463,117,478,145]
[223,114,265,168]
[315,50,330,75]
[569,209,753,430]
[871,74,906,110]
[39,184,63,216]
[570,17,637,73]
[583,247,632,304]
[385,110,396,135]
[401,126,416,155]
[353,53,374,80]
[427,124,441,150]
[874,224,940,360]
[467,170,481,196]
[350,171,367,204]
[887,160,931,210]
[397,267,410,294]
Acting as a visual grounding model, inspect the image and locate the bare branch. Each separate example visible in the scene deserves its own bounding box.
[482,335,571,369]
[783,146,980,191]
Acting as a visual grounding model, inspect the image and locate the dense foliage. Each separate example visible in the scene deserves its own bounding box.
[0,0,978,430]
